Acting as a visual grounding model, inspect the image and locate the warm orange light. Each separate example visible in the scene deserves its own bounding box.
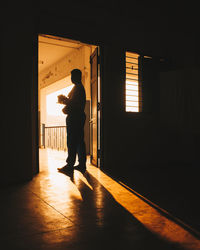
[74,171,93,191]
[39,149,83,202]
[38,149,200,248]
[88,166,200,248]
[46,85,73,116]
[126,52,139,112]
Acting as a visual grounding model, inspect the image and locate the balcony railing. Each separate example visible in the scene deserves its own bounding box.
[41,124,67,151]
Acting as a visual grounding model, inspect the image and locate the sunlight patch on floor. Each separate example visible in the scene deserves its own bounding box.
[88,166,200,249]
[38,149,200,249]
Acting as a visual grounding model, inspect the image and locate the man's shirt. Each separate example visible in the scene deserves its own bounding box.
[66,83,86,116]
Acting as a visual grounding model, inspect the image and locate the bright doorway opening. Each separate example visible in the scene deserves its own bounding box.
[38,34,101,171]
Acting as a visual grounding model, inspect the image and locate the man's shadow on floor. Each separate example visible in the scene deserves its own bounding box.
[58,168,186,250]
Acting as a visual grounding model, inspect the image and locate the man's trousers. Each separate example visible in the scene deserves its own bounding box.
[66,113,86,167]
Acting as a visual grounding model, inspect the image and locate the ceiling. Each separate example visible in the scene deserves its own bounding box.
[38,35,83,73]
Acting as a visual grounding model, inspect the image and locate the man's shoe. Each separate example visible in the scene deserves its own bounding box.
[74,164,86,173]
[57,165,73,172]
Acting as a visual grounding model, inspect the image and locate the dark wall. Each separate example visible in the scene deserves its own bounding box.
[160,68,200,166]
[1,2,200,185]
[101,49,161,173]
[1,5,37,185]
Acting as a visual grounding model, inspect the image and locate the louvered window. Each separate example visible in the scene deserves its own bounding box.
[125,52,140,112]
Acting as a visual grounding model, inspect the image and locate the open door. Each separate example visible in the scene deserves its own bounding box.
[90,48,99,166]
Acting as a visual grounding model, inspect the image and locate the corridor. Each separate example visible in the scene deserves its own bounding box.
[0,149,200,249]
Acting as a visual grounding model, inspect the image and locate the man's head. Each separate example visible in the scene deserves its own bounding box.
[71,69,82,84]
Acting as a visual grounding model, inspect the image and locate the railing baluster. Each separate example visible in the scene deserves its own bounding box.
[44,126,67,151]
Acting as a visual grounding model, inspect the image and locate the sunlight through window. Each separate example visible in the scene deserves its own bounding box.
[46,85,73,116]
[126,52,139,112]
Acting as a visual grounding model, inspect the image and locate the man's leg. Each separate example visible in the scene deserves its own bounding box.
[77,128,86,167]
[58,118,77,172]
[66,121,77,167]
[76,114,86,169]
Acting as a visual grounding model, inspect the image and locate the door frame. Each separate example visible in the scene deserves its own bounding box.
[34,32,104,173]
[32,33,39,175]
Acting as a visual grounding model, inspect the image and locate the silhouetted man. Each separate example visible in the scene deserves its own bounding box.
[57,69,86,172]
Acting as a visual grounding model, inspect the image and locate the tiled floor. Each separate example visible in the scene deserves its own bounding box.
[0,149,200,249]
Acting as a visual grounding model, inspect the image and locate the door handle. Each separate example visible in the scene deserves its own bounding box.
[89,118,96,124]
